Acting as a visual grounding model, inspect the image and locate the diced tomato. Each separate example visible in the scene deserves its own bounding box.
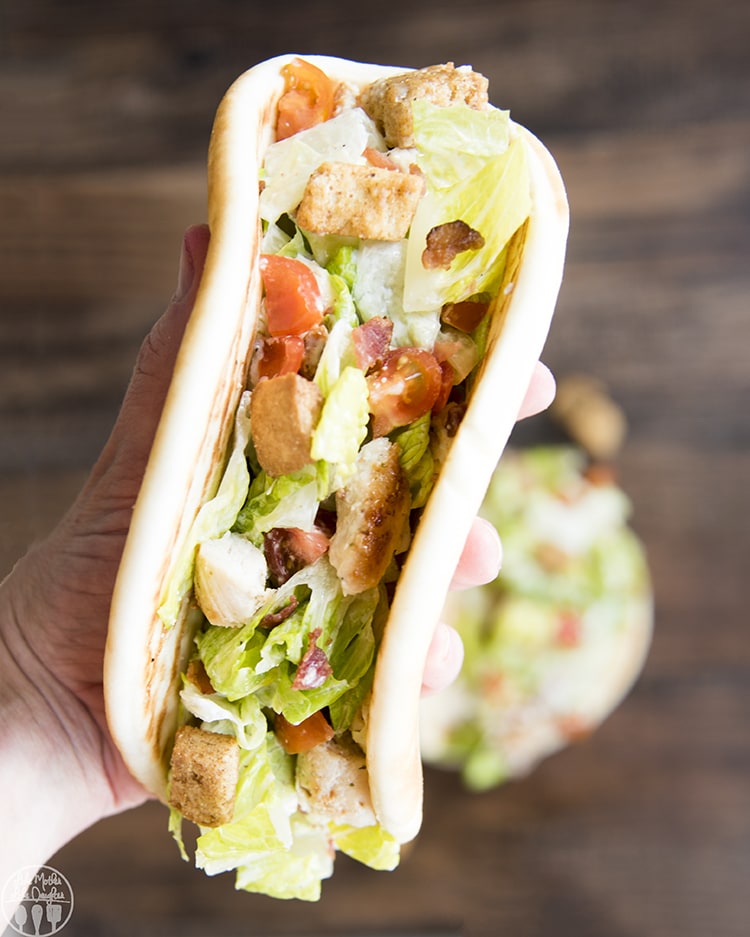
[275,710,335,754]
[253,335,305,381]
[276,58,335,141]
[362,147,399,171]
[366,347,443,437]
[440,298,490,333]
[433,361,455,413]
[259,254,326,337]
[555,613,582,648]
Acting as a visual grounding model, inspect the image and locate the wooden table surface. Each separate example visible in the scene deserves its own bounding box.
[2,2,748,935]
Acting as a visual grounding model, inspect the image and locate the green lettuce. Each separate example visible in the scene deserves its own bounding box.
[403,100,531,312]
[233,463,323,546]
[159,392,253,628]
[310,366,370,482]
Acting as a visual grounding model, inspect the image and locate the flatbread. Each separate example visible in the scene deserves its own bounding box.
[104,55,569,842]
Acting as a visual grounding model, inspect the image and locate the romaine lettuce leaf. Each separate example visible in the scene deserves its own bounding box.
[233,464,323,545]
[159,392,253,628]
[310,366,369,481]
[403,100,531,312]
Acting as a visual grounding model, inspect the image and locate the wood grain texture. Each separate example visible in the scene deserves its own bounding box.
[1,1,748,935]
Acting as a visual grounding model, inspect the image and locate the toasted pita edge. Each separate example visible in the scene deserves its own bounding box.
[367,124,569,842]
[102,54,425,801]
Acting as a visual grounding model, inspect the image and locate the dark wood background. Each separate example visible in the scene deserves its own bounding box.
[2,1,748,935]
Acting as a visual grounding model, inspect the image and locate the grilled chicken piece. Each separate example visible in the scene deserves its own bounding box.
[194,532,268,628]
[296,735,376,828]
[328,437,410,595]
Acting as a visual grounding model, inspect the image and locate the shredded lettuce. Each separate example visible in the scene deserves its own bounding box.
[233,464,323,545]
[331,823,400,871]
[260,107,383,224]
[310,366,369,481]
[159,392,253,628]
[391,412,436,508]
[197,558,377,727]
[403,100,531,312]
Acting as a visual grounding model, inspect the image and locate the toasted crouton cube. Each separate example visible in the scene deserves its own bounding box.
[250,372,323,477]
[359,63,489,148]
[296,162,425,241]
[169,725,239,827]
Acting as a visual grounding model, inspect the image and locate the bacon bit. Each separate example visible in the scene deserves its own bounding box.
[186,660,215,695]
[292,629,333,690]
[258,595,299,630]
[422,220,485,270]
[437,401,466,438]
[555,613,583,648]
[352,316,393,372]
[362,146,399,170]
[275,710,335,754]
[433,361,455,413]
[264,527,330,587]
[441,298,490,333]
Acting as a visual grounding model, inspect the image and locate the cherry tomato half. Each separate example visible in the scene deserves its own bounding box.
[253,335,305,381]
[276,58,335,141]
[259,254,326,337]
[366,348,443,437]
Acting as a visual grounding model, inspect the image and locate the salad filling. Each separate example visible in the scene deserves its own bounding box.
[164,58,531,900]
[420,446,652,791]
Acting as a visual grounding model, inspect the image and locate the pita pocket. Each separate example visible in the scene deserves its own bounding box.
[105,54,568,900]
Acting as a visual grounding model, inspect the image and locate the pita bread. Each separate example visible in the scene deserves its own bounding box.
[104,55,568,846]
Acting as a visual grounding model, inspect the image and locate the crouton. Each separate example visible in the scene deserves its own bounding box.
[328,438,410,595]
[296,735,377,828]
[250,372,323,476]
[169,725,239,828]
[296,161,425,241]
[359,63,489,148]
[550,374,628,461]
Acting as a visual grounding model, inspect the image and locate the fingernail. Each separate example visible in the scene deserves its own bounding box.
[174,231,195,302]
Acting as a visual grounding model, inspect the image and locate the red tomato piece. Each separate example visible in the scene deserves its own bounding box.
[254,335,305,381]
[275,710,335,754]
[276,58,335,141]
[366,348,443,437]
[433,361,455,414]
[259,254,326,337]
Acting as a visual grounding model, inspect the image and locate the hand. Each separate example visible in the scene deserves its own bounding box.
[0,225,553,880]
[0,225,212,898]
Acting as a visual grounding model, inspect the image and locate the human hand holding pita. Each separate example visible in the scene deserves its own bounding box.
[0,224,554,889]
